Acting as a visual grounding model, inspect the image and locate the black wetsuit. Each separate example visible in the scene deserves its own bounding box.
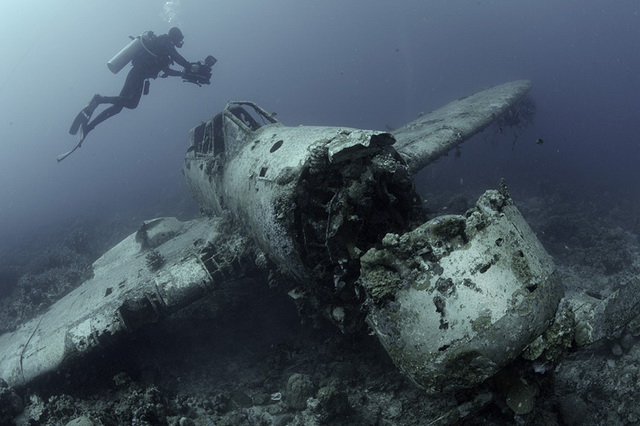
[85,34,190,134]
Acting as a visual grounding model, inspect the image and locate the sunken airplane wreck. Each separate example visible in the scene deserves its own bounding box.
[4,80,628,398]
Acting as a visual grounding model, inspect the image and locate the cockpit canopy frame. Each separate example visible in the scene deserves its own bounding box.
[188,101,280,157]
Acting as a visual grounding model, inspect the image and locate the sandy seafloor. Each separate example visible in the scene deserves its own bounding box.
[1,145,639,426]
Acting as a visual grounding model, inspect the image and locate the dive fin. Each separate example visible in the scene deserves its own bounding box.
[57,126,87,162]
[69,109,89,136]
[69,96,101,135]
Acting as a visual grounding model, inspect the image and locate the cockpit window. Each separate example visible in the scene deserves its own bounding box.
[189,101,278,156]
[223,101,278,134]
[229,106,262,131]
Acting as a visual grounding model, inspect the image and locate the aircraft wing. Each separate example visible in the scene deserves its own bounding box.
[0,216,252,388]
[393,80,532,174]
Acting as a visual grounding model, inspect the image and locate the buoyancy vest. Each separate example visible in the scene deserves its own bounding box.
[132,31,172,74]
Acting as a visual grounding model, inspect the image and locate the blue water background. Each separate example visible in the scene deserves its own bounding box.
[0,0,638,246]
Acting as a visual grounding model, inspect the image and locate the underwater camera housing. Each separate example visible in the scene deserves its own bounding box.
[182,55,217,86]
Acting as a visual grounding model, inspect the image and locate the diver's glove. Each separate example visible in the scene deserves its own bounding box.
[159,67,182,78]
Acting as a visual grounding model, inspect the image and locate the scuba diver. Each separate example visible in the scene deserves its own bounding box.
[61,27,216,162]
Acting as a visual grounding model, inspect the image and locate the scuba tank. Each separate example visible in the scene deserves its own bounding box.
[107,31,157,74]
